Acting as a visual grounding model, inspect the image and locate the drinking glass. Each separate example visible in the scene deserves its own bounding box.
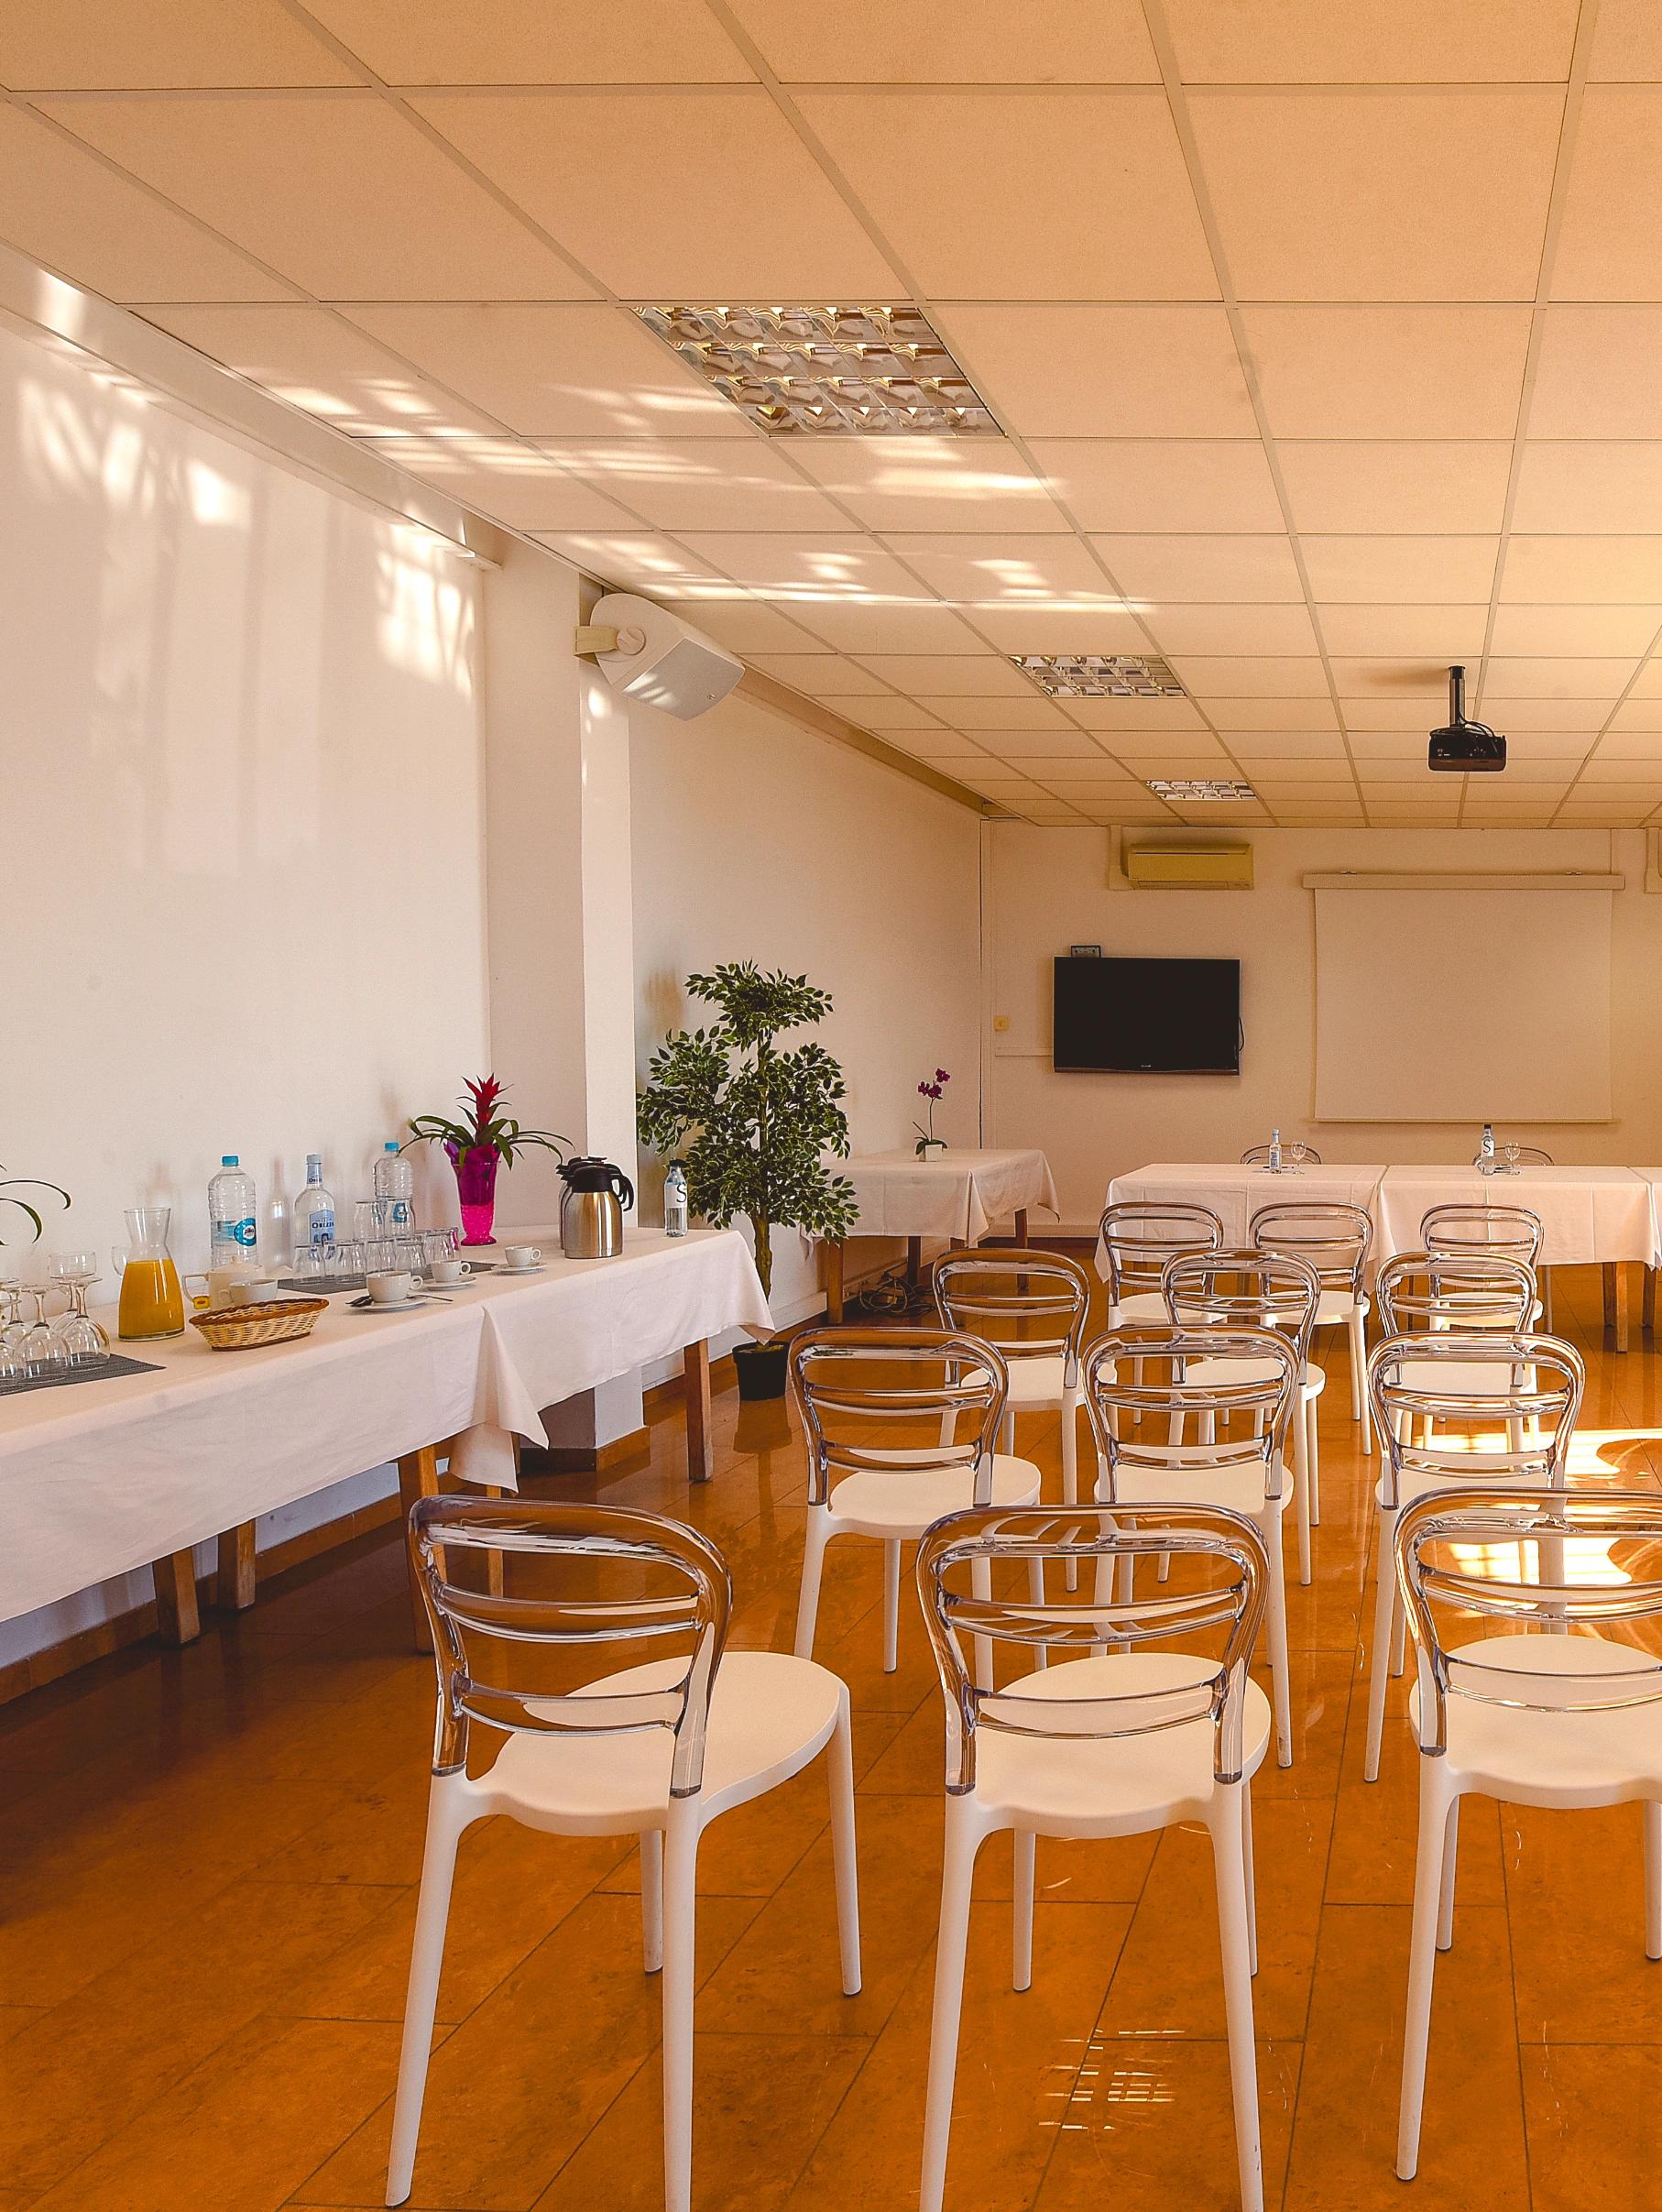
[355,1199,394,1243]
[327,1241,365,1285]
[47,1251,111,1366]
[1501,1144,1524,1175]
[18,1287,69,1379]
[0,1332,26,1390]
[290,1245,325,1288]
[0,1278,26,1354]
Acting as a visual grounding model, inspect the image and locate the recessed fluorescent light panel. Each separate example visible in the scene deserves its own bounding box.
[633,305,997,435]
[1012,653,1186,698]
[1145,778,1257,801]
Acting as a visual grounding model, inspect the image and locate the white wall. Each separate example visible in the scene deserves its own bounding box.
[0,319,487,1662]
[630,685,983,1324]
[987,823,1662,1229]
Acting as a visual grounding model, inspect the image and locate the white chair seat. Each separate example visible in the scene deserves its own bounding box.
[962,1355,1074,1409]
[971,1651,1272,1834]
[828,1451,1042,1536]
[1408,1633,1662,1803]
[1103,1462,1292,1521]
[1110,1290,1170,1324]
[1316,1287,1368,1328]
[1186,1352,1324,1400]
[484,1650,846,1831]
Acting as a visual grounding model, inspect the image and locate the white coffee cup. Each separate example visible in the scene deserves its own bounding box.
[501,1244,541,1272]
[431,1257,471,1285]
[366,1270,416,1306]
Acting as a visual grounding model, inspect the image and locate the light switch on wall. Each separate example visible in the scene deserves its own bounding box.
[993,1014,1011,1033]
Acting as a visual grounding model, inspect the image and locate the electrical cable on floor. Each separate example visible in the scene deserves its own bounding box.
[852,1263,936,1317]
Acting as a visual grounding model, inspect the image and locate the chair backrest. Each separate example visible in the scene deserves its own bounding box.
[407,1496,731,1796]
[1367,1331,1584,1510]
[1250,1200,1371,1294]
[1422,1201,1545,1269]
[915,1503,1270,1791]
[1097,1201,1223,1304]
[1083,1322,1302,1503]
[1395,1485,1662,1755]
[1241,1141,1322,1166]
[1470,1143,1554,1167]
[1162,1247,1322,1367]
[1375,1250,1538,1335]
[932,1248,1092,1384]
[790,1325,1009,1510]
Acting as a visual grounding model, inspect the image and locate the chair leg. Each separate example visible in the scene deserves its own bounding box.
[1397,1769,1456,2181]
[1437,1799,1460,1954]
[1364,1507,1397,1782]
[641,1828,664,1974]
[793,1512,830,1660]
[1242,1784,1259,1977]
[1392,1582,1408,1678]
[1349,1306,1369,1450]
[1290,1385,1312,1588]
[1307,1391,1322,1528]
[661,1803,702,2212]
[1061,1396,1079,1592]
[1646,1801,1662,1962]
[882,1539,902,1675]
[827,1691,863,1996]
[1013,1831,1035,1993]
[386,1778,471,2207]
[1208,1781,1265,2212]
[1001,1407,1015,1458]
[1264,1516,1293,1769]
[919,1807,985,2212]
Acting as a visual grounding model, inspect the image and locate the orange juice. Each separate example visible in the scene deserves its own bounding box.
[118,1256,185,1340]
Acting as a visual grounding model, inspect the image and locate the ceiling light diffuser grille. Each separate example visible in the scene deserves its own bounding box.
[1145,778,1257,801]
[1011,653,1186,698]
[634,305,998,435]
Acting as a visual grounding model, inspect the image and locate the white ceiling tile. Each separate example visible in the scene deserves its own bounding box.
[1501,536,1662,603]
[1475,696,1615,728]
[527,531,727,592]
[1624,663,1662,697]
[365,434,632,529]
[1554,88,1662,301]
[1341,695,1457,729]
[656,597,831,654]
[139,304,501,435]
[672,534,937,600]
[1589,0,1662,79]
[1059,697,1208,732]
[1251,779,1361,800]
[1041,779,1149,804]
[1302,536,1500,602]
[784,438,1069,532]
[1359,757,1449,782]
[800,91,1214,300]
[302,0,754,83]
[1195,698,1339,732]
[1512,443,1662,533]
[790,601,989,653]
[724,0,1158,82]
[1328,660,1451,695]
[0,0,355,86]
[1118,749,1234,772]
[852,653,1033,696]
[922,695,1074,728]
[1531,307,1662,436]
[1164,0,1580,82]
[828,695,946,729]
[1316,606,1489,658]
[1028,440,1284,533]
[980,731,1121,761]
[1594,728,1662,754]
[957,604,1152,652]
[41,93,588,301]
[1241,305,1533,438]
[1568,757,1662,784]
[1277,442,1514,534]
[1231,753,1356,778]
[0,104,295,303]
[1144,605,1319,655]
[876,535,1116,605]
[346,304,738,434]
[1165,656,1330,695]
[1191,89,1562,301]
[936,305,1256,437]
[413,90,900,296]
[1090,534,1303,602]
[1489,604,1662,654]
[531,438,845,531]
[1482,656,1636,699]
[749,655,893,697]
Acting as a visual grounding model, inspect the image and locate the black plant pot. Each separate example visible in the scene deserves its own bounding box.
[734,1339,789,1401]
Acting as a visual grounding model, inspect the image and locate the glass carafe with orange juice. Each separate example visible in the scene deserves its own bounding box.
[115,1208,185,1340]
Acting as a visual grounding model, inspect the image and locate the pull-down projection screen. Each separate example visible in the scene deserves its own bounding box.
[1313,885,1613,1122]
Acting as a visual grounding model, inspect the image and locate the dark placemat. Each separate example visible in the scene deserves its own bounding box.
[2,1352,165,1396]
[277,1273,368,1294]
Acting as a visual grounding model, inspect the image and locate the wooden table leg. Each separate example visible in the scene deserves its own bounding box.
[214,1522,257,1612]
[1616,1262,1631,1354]
[397,1446,441,1652]
[1014,1208,1029,1248]
[152,1549,201,1646]
[826,1240,846,1324]
[684,1338,713,1484]
[483,1484,506,1596]
[1646,1265,1657,1337]
[906,1236,922,1287]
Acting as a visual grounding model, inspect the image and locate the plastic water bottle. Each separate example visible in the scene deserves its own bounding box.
[294,1155,336,1248]
[664,1163,689,1238]
[1268,1126,1283,1174]
[375,1140,415,1227]
[208,1155,257,1267]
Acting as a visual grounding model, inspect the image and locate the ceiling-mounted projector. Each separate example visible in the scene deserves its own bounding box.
[1427,663,1506,772]
[574,592,743,720]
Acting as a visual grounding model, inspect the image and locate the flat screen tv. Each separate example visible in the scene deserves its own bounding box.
[1053,955,1241,1074]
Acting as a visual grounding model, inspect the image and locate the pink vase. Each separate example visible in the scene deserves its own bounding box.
[450,1144,499,1246]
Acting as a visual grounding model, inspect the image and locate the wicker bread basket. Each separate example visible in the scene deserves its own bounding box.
[190,1297,328,1352]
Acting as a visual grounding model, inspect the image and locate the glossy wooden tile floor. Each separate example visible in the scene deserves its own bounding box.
[5,1261,1662,2210]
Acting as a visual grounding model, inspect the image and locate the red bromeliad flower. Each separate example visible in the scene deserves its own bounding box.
[464,1075,503,1138]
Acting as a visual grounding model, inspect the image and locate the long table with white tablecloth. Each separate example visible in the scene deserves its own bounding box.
[1,1228,770,1637]
[824,1147,1059,1319]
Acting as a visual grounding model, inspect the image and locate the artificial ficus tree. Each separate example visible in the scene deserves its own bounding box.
[636,963,858,1299]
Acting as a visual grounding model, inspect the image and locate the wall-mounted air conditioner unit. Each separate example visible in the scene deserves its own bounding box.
[1123,841,1254,891]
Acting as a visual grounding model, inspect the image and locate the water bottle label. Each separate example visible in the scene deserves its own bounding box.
[309,1210,335,1246]
[232,1216,257,1248]
[390,1199,411,1225]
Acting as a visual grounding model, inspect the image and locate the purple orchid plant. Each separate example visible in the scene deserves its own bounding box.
[913,1068,950,1155]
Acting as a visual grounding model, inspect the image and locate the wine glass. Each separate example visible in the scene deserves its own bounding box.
[1500,1144,1524,1176]
[47,1250,111,1367]
[18,1286,68,1380]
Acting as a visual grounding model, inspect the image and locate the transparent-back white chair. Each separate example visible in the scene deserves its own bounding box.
[791,1327,1042,1674]
[387,1498,860,2212]
[1361,1331,1583,1782]
[1096,1200,1224,1321]
[1241,1140,1322,1166]
[914,1503,1273,2212]
[1164,1248,1324,1585]
[1086,1323,1302,1765]
[1252,1199,1373,1454]
[1423,1199,1549,1328]
[934,1249,1092,1583]
[1393,1486,1662,2181]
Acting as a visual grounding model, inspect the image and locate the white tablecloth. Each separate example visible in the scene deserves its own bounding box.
[1100,1162,1388,1273]
[1373,1166,1653,1267]
[0,1228,769,1625]
[835,1148,1059,1244]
